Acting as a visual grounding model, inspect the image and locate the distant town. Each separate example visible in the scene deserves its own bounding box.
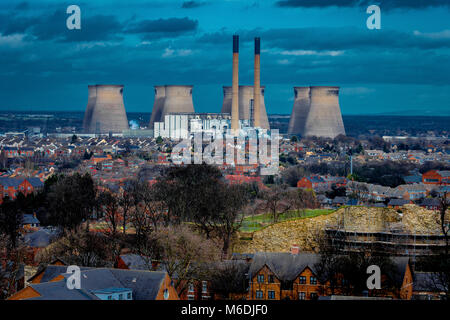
[1,108,449,300]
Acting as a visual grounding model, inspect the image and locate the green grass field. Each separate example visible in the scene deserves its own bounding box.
[240,209,335,233]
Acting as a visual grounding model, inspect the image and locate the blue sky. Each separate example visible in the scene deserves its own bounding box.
[0,0,449,115]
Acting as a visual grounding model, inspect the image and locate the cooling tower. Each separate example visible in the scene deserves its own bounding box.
[149,85,165,128]
[159,85,195,119]
[288,86,345,138]
[82,85,97,132]
[221,85,270,130]
[85,85,129,134]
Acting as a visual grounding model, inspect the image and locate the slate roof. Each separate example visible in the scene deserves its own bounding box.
[25,268,168,300]
[22,214,40,225]
[388,199,410,206]
[0,177,22,188]
[28,265,93,283]
[419,198,440,207]
[437,170,450,178]
[391,257,411,287]
[413,272,446,292]
[119,254,151,271]
[248,252,320,282]
[24,228,57,248]
[26,177,44,188]
[403,175,422,184]
[0,177,43,188]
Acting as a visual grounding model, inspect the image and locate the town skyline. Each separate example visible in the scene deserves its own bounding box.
[0,1,449,115]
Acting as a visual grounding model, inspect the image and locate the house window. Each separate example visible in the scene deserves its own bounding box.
[202,281,207,293]
[257,274,264,283]
[298,292,306,300]
[310,292,318,300]
[268,275,274,283]
[127,292,132,300]
[299,276,306,284]
[107,295,112,300]
[255,290,263,299]
[188,282,194,292]
[268,290,275,299]
[187,295,195,300]
[119,294,123,300]
[310,276,317,285]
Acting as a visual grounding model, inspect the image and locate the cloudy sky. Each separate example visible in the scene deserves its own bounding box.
[0,0,449,115]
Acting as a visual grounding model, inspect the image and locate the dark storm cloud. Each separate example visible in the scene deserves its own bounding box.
[0,6,198,42]
[0,8,123,42]
[125,17,198,39]
[181,1,207,9]
[33,11,124,42]
[275,0,450,10]
[199,27,450,51]
[14,2,29,11]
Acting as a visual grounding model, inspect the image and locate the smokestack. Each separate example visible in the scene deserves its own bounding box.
[231,35,239,132]
[253,37,261,128]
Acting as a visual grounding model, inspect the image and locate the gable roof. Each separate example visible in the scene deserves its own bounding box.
[22,214,40,225]
[249,252,320,282]
[119,254,151,271]
[25,267,168,300]
[413,272,446,292]
[28,265,93,283]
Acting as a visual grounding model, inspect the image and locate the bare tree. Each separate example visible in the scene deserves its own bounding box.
[151,225,221,297]
[97,190,121,236]
[36,230,114,268]
[258,185,292,223]
[118,181,135,235]
[214,183,249,257]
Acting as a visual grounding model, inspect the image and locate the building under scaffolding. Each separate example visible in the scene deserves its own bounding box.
[324,208,447,258]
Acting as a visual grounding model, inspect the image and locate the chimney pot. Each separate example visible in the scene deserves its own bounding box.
[233,35,239,53]
[291,244,300,255]
[255,37,260,55]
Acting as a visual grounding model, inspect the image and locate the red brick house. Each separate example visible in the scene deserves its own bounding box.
[0,177,44,203]
[422,170,450,185]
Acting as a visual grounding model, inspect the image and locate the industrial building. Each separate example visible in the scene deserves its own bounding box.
[221,86,270,130]
[154,112,231,140]
[221,36,270,131]
[83,85,129,134]
[288,86,345,139]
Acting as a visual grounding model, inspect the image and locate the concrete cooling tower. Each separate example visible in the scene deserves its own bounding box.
[83,85,129,134]
[221,85,270,130]
[149,85,165,128]
[160,85,195,120]
[288,86,345,138]
[82,85,96,131]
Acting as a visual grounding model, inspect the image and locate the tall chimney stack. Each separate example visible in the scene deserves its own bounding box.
[253,37,261,128]
[231,35,239,132]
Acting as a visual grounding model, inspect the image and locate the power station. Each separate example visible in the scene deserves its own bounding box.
[83,85,129,134]
[81,36,346,139]
[288,86,345,138]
